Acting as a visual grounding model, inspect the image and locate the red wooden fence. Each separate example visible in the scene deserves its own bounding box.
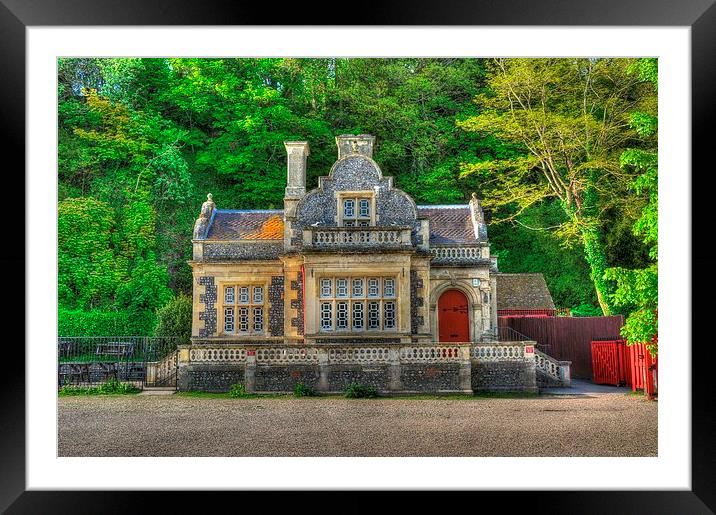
[590,339,658,398]
[498,315,625,378]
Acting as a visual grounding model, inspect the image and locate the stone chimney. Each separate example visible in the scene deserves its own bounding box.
[284,141,309,219]
[336,134,375,160]
[469,192,488,240]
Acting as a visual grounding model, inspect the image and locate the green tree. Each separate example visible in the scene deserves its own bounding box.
[458,58,652,315]
[154,294,193,345]
[604,58,658,355]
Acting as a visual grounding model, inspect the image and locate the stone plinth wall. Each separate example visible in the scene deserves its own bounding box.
[179,364,245,392]
[177,342,538,394]
[471,360,537,393]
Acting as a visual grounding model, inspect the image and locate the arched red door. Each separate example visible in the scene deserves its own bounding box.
[438,289,470,342]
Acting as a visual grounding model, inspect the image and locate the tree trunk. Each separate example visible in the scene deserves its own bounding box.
[580,224,613,316]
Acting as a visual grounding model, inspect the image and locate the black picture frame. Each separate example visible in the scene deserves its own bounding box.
[2,0,713,512]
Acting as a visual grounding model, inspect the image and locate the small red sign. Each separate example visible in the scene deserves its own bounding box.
[524,346,534,354]
[247,350,256,356]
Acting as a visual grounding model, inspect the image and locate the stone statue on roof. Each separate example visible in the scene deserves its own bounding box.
[193,193,216,239]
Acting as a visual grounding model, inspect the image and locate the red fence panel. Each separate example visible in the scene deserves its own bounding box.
[591,341,620,385]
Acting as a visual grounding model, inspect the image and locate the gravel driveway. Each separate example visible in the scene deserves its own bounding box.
[58,385,657,457]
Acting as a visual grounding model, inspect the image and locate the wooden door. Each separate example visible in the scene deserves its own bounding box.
[438,289,470,342]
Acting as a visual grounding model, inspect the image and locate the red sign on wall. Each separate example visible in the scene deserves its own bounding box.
[247,350,256,356]
[524,346,534,354]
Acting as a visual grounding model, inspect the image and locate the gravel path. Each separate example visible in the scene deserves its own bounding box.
[58,388,657,457]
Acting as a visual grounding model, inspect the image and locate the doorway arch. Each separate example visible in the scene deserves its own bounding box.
[438,289,470,342]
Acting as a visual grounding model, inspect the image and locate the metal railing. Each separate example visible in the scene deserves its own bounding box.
[57,336,182,390]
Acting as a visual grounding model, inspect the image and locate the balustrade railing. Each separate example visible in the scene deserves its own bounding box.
[304,226,412,248]
[430,246,484,261]
[534,349,564,382]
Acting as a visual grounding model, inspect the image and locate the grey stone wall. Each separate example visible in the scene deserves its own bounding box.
[254,365,320,391]
[182,365,245,392]
[400,363,460,391]
[410,270,424,334]
[268,276,285,336]
[471,360,537,393]
[290,272,304,335]
[198,276,216,338]
[327,364,391,391]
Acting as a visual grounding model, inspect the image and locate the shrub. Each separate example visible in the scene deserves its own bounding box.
[344,382,378,399]
[228,382,250,398]
[294,382,317,397]
[154,294,193,345]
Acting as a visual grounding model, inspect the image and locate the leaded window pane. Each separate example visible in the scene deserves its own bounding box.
[320,278,332,298]
[238,287,249,304]
[343,199,355,218]
[358,220,370,227]
[253,286,263,304]
[368,277,380,298]
[368,301,380,329]
[383,278,395,298]
[253,307,263,332]
[336,278,348,298]
[352,302,364,330]
[359,198,370,218]
[336,301,349,330]
[320,302,333,330]
[384,301,396,329]
[224,307,234,333]
[344,220,355,227]
[352,278,364,297]
[225,286,235,304]
[238,307,249,332]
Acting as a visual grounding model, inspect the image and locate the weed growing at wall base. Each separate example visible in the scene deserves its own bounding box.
[344,382,378,398]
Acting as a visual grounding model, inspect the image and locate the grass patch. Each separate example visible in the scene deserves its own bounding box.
[625,390,645,397]
[59,378,141,396]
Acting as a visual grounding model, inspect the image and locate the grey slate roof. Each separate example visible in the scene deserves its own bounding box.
[205,205,480,245]
[416,205,478,245]
[496,273,556,310]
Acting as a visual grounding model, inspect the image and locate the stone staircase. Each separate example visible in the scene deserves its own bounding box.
[534,348,571,388]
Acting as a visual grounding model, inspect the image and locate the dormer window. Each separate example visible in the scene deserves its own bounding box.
[338,192,376,227]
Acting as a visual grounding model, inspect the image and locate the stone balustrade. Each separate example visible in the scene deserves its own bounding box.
[430,246,483,261]
[534,349,571,386]
[303,226,413,249]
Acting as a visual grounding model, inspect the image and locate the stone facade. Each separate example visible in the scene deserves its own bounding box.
[184,133,565,393]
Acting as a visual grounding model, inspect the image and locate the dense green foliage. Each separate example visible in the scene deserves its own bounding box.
[604,59,658,354]
[58,58,656,334]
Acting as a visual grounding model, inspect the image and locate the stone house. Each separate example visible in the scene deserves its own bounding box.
[182,134,570,393]
[190,134,499,346]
